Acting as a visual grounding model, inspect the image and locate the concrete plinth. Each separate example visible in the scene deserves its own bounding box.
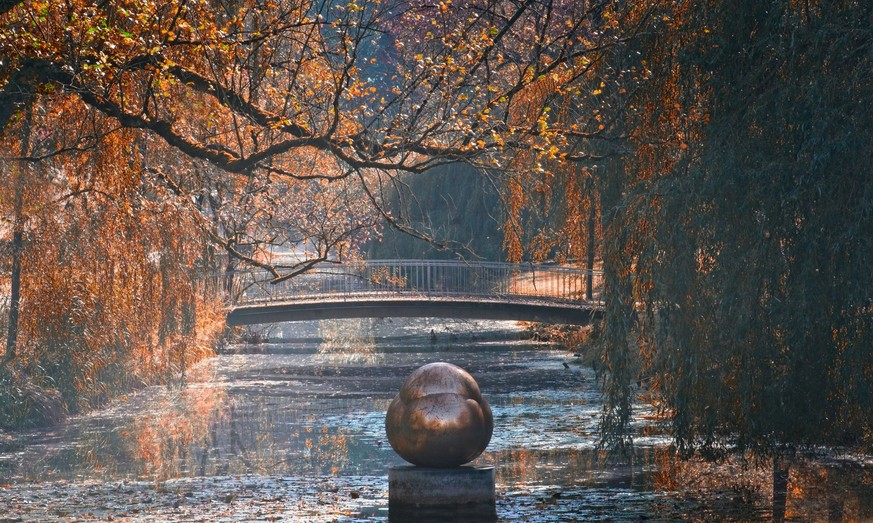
[388,465,496,522]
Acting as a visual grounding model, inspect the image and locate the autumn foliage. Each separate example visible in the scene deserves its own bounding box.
[1,3,621,425]
[2,0,870,463]
[0,105,224,427]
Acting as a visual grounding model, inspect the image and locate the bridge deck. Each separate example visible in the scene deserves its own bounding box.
[227,294,603,326]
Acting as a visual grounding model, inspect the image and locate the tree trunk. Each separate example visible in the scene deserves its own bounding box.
[5,104,31,363]
[585,203,596,301]
[5,229,22,362]
[772,456,789,522]
[224,246,237,302]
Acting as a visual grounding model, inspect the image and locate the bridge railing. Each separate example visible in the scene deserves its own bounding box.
[229,259,602,305]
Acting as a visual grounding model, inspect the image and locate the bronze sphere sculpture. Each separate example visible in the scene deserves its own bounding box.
[385,362,493,468]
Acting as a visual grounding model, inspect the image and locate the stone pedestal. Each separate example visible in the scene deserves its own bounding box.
[388,465,496,522]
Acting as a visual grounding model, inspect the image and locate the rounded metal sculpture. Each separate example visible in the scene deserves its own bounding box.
[385,362,493,468]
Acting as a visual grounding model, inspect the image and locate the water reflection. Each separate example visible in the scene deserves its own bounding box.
[1,320,872,522]
[788,461,873,521]
[318,318,377,356]
[124,385,226,480]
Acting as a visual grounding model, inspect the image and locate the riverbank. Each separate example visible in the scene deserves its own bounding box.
[0,299,226,433]
[0,366,71,432]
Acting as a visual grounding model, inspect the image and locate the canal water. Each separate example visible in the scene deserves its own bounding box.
[1,318,871,521]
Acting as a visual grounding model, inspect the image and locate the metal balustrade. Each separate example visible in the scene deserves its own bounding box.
[227,259,602,306]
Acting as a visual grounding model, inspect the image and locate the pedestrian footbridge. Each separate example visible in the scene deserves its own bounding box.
[225,260,603,326]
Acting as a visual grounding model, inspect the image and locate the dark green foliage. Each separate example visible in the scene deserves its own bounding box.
[367,163,505,260]
[601,0,873,456]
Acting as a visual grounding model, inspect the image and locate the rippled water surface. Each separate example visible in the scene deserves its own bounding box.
[1,318,871,521]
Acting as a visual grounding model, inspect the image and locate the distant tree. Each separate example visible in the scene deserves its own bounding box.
[367,163,504,260]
